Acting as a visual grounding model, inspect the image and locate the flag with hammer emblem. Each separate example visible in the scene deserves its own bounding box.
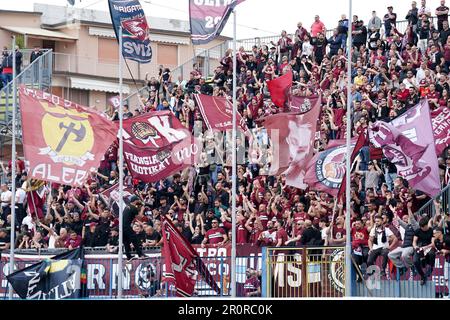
[19,86,118,187]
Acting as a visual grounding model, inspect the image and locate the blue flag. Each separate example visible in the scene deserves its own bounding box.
[108,0,153,64]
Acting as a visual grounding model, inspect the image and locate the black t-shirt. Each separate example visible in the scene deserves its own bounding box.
[437,6,449,21]
[108,235,119,246]
[190,233,204,244]
[123,205,139,232]
[182,228,193,242]
[0,234,10,248]
[414,228,433,247]
[145,231,161,243]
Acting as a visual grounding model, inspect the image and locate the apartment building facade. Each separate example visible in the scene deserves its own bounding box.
[0,3,228,110]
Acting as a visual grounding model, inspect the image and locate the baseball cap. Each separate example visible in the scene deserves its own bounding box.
[89,222,97,227]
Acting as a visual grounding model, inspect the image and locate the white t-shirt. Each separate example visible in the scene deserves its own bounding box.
[0,190,12,207]
[321,227,329,241]
[22,215,35,231]
[15,188,26,204]
[370,226,394,250]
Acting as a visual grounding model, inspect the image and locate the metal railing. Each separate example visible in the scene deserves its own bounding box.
[417,184,450,218]
[353,254,447,298]
[124,41,230,108]
[263,246,346,298]
[0,49,53,138]
[234,18,438,52]
[0,249,261,299]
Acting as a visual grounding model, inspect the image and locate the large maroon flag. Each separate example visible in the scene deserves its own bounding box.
[20,87,118,187]
[264,97,322,189]
[267,71,293,108]
[122,111,200,183]
[336,131,369,201]
[161,216,220,297]
[189,0,246,45]
[431,106,450,156]
[193,94,248,132]
[369,100,440,197]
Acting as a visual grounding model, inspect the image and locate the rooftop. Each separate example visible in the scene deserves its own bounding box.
[33,3,191,34]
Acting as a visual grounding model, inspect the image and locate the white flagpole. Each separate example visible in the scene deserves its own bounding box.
[345,0,353,298]
[8,36,17,300]
[117,26,124,300]
[230,9,237,299]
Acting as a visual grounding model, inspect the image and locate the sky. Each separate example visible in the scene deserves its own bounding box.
[0,0,439,39]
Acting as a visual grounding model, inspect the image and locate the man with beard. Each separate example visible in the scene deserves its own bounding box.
[257,219,276,247]
[413,217,435,285]
[123,196,145,261]
[368,215,398,276]
[351,218,370,281]
[388,208,420,276]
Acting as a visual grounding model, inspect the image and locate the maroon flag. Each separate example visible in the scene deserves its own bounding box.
[25,180,47,220]
[189,0,246,45]
[263,97,321,188]
[304,140,349,196]
[193,94,248,132]
[431,106,450,156]
[19,86,118,187]
[267,71,293,108]
[290,95,320,113]
[336,131,369,201]
[122,111,200,183]
[161,216,220,297]
[99,183,133,203]
[369,100,440,197]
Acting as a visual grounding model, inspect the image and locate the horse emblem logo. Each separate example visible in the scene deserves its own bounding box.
[38,101,95,166]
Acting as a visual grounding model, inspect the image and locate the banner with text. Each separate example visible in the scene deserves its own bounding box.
[20,87,118,187]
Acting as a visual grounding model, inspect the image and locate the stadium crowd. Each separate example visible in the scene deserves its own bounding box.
[0,0,450,290]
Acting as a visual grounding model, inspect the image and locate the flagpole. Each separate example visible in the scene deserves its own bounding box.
[230,9,237,299]
[345,0,353,298]
[117,26,124,300]
[8,36,17,301]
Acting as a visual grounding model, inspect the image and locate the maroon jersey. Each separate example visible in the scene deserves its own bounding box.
[275,228,288,246]
[204,227,226,244]
[244,277,260,296]
[237,221,249,244]
[293,212,307,223]
[257,211,270,230]
[351,227,369,249]
[332,226,346,241]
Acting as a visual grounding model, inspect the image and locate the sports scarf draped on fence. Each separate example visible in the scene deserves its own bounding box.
[121,111,200,183]
[161,216,220,297]
[369,100,440,197]
[108,0,153,63]
[19,86,118,187]
[7,247,88,299]
[189,0,246,45]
